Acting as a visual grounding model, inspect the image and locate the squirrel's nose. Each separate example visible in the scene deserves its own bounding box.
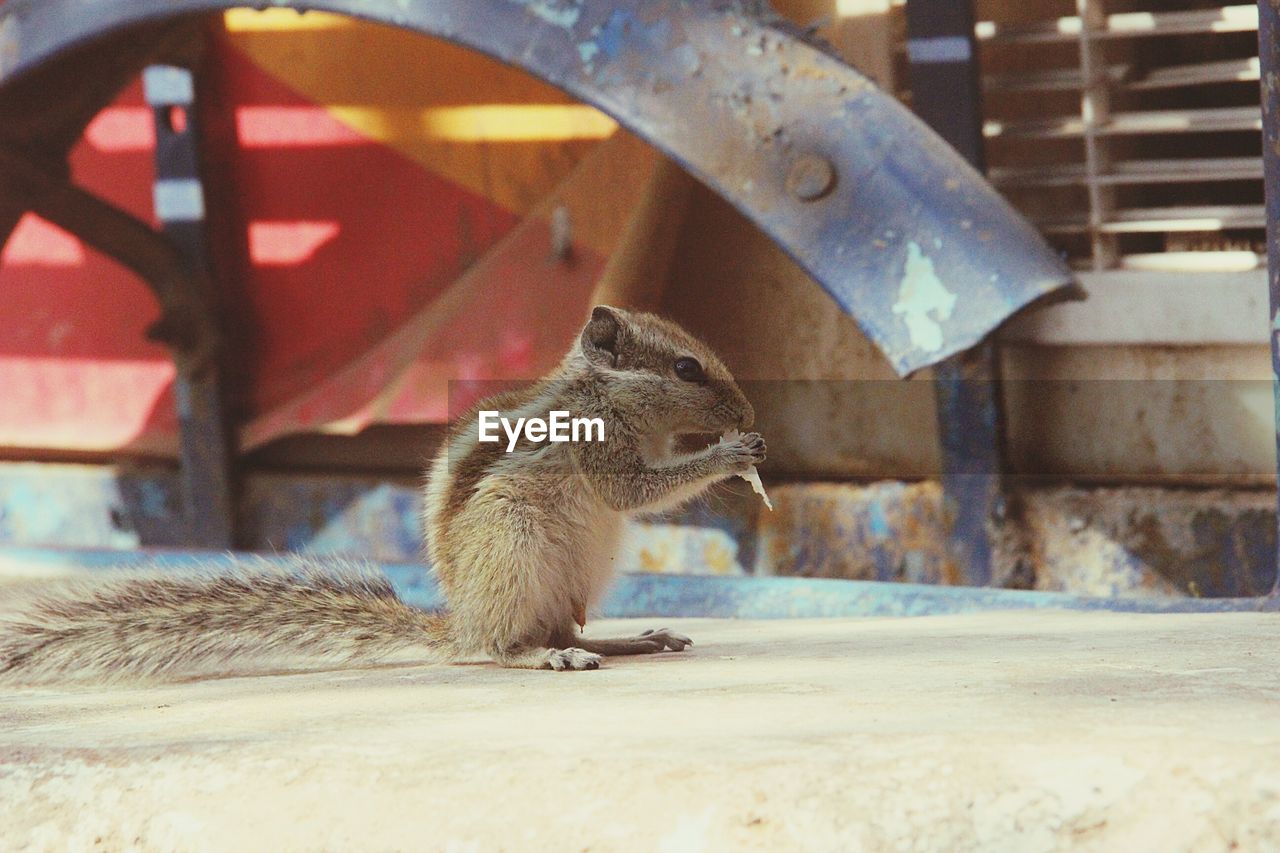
[738,403,755,430]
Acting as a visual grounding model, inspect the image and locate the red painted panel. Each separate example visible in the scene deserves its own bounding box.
[0,29,609,457]
[202,40,523,416]
[0,81,177,454]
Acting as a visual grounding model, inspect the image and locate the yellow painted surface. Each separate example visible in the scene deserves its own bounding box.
[223,10,613,227]
[412,105,616,143]
[224,9,348,31]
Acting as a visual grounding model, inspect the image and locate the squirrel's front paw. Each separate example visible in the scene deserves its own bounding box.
[547,647,602,671]
[718,431,766,470]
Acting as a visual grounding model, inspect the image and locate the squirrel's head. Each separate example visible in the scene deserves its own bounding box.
[574,305,754,434]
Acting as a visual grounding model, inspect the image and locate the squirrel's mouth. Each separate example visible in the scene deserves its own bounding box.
[675,432,720,453]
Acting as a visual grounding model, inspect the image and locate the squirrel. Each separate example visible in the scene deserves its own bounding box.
[0,306,765,684]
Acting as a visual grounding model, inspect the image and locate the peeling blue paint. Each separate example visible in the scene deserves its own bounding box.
[4,546,1277,617]
[892,241,957,353]
[592,10,634,62]
[867,500,890,538]
[588,9,677,71]
[3,464,1277,599]
[137,480,169,518]
[512,0,582,30]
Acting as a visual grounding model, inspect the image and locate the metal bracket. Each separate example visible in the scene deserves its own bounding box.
[0,46,235,547]
[0,144,217,374]
[144,61,237,548]
[906,0,1007,587]
[1256,0,1280,596]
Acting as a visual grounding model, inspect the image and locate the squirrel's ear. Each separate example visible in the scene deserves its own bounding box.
[581,305,624,367]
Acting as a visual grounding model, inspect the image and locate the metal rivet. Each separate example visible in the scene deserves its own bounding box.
[786,154,836,201]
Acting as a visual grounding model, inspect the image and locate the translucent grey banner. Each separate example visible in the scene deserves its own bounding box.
[444,379,1278,484]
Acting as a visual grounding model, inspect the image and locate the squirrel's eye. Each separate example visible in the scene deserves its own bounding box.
[674,357,705,382]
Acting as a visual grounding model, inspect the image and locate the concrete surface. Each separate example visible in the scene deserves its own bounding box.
[2,611,1279,852]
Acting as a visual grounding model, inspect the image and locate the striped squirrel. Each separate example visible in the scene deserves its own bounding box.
[0,306,765,683]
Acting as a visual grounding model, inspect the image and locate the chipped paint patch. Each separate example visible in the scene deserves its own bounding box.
[591,10,673,64]
[513,0,582,30]
[892,242,956,353]
[577,40,599,68]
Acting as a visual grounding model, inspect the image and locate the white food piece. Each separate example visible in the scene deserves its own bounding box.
[719,430,773,511]
[738,465,773,512]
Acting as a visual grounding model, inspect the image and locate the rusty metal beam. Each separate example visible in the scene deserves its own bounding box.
[1257,0,1280,596]
[906,0,1006,587]
[0,18,202,249]
[0,144,216,373]
[145,61,237,548]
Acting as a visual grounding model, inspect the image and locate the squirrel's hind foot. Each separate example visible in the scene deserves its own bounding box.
[493,645,603,670]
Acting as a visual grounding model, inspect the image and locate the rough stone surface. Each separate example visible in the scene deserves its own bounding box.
[3,612,1279,851]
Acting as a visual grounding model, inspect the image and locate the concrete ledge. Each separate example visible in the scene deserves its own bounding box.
[3,612,1279,851]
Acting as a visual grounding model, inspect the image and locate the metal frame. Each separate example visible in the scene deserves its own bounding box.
[905,0,1006,587]
[1258,0,1280,596]
[0,0,1074,377]
[0,0,1084,576]
[144,61,237,548]
[0,0,1079,563]
[0,0,1269,604]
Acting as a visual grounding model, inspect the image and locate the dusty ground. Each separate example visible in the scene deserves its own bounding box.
[2,611,1279,852]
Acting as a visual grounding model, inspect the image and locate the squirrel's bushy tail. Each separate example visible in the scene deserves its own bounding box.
[0,558,452,685]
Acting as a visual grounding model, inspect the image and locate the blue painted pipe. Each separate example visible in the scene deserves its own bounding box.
[4,546,1276,618]
[1258,0,1280,597]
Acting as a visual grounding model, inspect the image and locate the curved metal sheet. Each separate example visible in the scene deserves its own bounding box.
[0,0,1076,375]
